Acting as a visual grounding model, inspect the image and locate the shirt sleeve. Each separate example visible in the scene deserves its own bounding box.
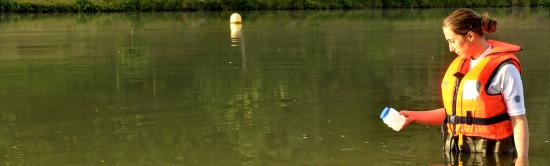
[486,64,526,116]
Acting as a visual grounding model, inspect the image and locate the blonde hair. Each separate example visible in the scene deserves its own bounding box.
[442,8,497,36]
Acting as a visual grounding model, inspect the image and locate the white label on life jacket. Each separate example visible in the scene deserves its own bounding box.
[462,80,480,100]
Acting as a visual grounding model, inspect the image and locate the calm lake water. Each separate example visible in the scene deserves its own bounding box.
[0,9,549,165]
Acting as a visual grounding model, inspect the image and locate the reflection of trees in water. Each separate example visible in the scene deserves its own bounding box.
[217,24,371,163]
[116,28,150,93]
[0,112,18,163]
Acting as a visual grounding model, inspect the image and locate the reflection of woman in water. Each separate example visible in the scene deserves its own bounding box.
[398,8,529,165]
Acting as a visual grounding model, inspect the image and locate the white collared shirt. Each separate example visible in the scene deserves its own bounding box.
[469,47,526,116]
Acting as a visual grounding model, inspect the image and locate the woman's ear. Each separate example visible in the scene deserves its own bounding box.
[466,31,475,41]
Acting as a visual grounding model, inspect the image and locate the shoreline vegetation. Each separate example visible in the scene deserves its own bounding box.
[0,0,550,12]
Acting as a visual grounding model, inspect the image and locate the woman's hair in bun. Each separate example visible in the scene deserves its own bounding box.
[443,8,497,36]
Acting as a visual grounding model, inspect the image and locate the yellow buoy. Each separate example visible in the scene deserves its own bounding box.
[230,13,242,24]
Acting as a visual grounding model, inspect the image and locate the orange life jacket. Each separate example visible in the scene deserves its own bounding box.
[441,40,522,140]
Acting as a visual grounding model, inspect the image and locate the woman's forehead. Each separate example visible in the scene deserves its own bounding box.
[442,27,458,40]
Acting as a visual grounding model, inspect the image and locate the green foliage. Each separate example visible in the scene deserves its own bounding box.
[0,0,15,12]
[76,0,100,12]
[2,0,550,12]
[0,0,73,12]
[104,0,184,11]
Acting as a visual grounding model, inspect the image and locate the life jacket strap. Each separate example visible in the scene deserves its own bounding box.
[444,113,510,125]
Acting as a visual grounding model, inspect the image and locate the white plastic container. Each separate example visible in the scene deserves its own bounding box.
[380,107,407,131]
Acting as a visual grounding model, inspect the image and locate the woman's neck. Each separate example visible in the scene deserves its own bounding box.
[470,39,491,60]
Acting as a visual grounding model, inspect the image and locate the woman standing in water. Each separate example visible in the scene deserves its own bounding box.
[398,8,529,165]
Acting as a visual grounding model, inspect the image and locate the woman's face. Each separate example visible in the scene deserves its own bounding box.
[443,26,473,59]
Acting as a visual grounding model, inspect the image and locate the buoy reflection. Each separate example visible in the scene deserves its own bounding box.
[230,23,242,47]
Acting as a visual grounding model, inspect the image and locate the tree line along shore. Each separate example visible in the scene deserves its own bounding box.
[1,0,549,12]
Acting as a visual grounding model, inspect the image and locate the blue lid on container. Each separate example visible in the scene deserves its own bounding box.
[380,107,390,119]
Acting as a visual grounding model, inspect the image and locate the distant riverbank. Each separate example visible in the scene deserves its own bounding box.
[1,0,549,12]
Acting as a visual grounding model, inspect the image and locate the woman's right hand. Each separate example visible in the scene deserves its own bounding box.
[399,110,415,129]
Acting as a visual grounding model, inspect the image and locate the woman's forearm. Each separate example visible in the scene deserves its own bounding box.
[399,108,446,125]
[511,115,529,158]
